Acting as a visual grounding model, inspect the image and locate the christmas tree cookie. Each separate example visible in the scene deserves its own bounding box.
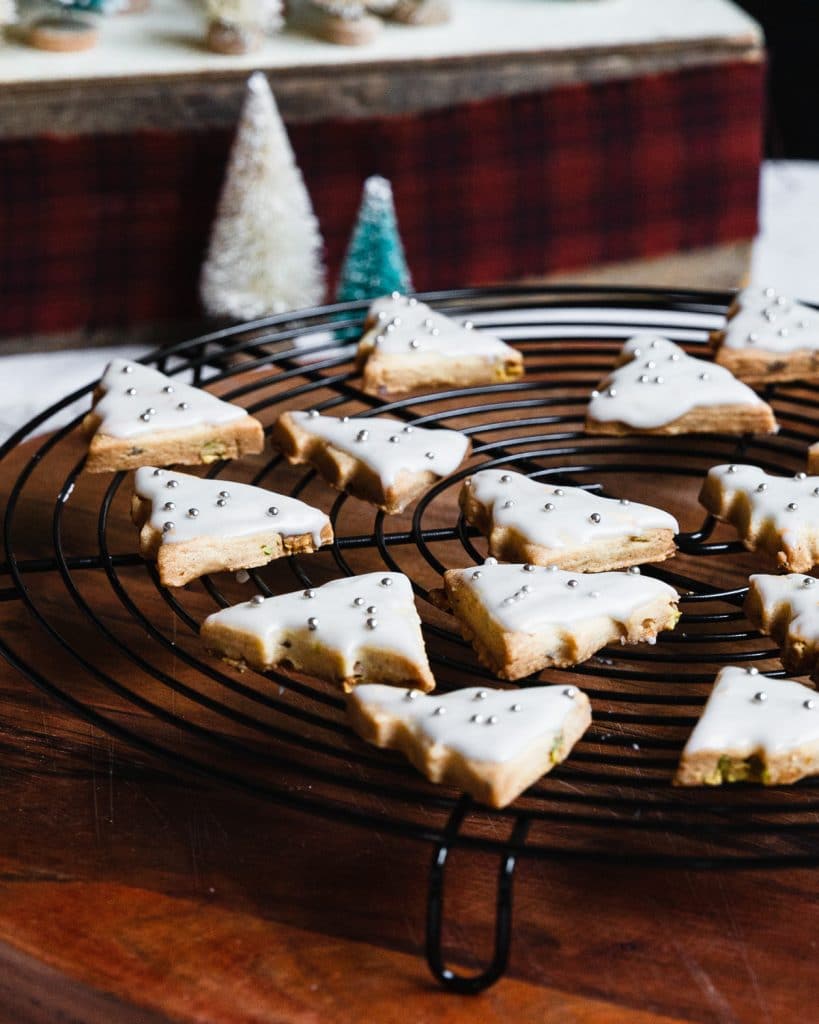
[745,573,819,680]
[460,468,678,572]
[83,359,264,474]
[132,467,332,587]
[443,562,679,680]
[347,683,591,808]
[585,336,777,436]
[270,410,470,514]
[712,285,819,384]
[201,572,435,693]
[699,465,819,572]
[356,294,523,396]
[675,666,819,786]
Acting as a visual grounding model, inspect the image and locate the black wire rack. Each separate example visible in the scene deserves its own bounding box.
[2,285,819,994]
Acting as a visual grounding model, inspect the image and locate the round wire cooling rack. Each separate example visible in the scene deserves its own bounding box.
[3,284,819,993]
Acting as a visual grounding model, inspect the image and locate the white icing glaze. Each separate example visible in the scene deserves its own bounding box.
[92,358,248,439]
[365,294,518,361]
[134,467,330,546]
[288,411,469,487]
[722,286,819,353]
[351,683,588,764]
[705,464,819,553]
[587,335,767,429]
[448,562,678,633]
[466,468,678,549]
[683,666,819,757]
[203,572,429,674]
[749,572,819,641]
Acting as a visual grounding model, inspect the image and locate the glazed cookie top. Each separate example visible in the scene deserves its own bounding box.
[587,336,768,429]
[92,359,249,439]
[447,561,678,634]
[704,465,819,546]
[465,468,678,548]
[287,411,470,487]
[749,572,819,636]
[350,683,590,764]
[722,286,819,352]
[365,294,518,361]
[134,467,330,546]
[203,572,429,671]
[683,666,819,757]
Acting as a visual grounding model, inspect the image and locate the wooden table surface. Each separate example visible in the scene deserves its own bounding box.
[1,425,817,1024]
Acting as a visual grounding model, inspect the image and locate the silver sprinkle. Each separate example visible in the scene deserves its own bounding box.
[166,480,179,488]
[354,597,364,607]
[510,703,522,712]
[727,465,737,473]
[520,584,531,593]
[403,426,414,434]
[162,521,174,533]
[386,324,397,334]
[389,435,400,443]
[776,295,788,306]
[177,402,189,411]
[356,429,369,442]
[753,690,767,702]
[500,474,512,483]
[430,327,440,337]
[796,472,807,480]
[650,340,660,349]
[670,353,680,362]
[377,311,388,322]
[814,488,819,497]
[591,390,600,399]
[250,594,264,606]
[632,348,642,357]
[125,387,137,396]
[502,597,516,606]
[805,699,817,710]
[219,490,230,499]
[788,502,799,511]
[268,506,279,516]
[756,483,767,492]
[747,332,759,344]
[628,566,641,575]
[304,589,316,599]
[654,376,664,385]
[433,706,446,716]
[187,508,199,518]
[425,452,435,460]
[366,617,378,629]
[798,319,809,329]
[391,290,401,300]
[645,361,656,370]
[589,512,601,524]
[547,564,558,572]
[163,501,175,511]
[779,327,789,338]
[484,557,498,566]
[216,498,227,507]
[747,666,759,675]
[341,416,350,423]
[122,364,134,374]
[406,689,418,700]
[475,691,488,700]
[307,617,318,630]
[470,713,484,724]
[607,387,617,398]
[140,413,152,422]
[638,375,649,384]
[308,409,319,418]
[152,469,163,477]
[619,498,630,506]
[472,570,482,580]
[764,286,776,297]
[803,577,816,587]
[392,317,402,327]
[367,604,377,614]
[567,579,579,588]
[380,577,393,587]
[523,564,535,572]
[487,715,498,725]
[409,339,420,350]
[564,687,577,698]
[464,320,474,330]
[162,385,174,394]
[699,372,710,381]
[554,489,565,497]
[544,502,555,511]
[503,499,514,508]
[423,318,433,328]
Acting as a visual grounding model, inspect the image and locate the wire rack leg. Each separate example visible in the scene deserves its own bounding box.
[425,799,530,994]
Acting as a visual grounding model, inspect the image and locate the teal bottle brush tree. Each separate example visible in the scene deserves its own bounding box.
[335,175,412,335]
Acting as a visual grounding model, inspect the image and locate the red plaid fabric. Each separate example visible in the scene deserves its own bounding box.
[0,60,763,337]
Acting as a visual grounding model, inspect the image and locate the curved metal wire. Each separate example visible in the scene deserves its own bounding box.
[2,285,819,869]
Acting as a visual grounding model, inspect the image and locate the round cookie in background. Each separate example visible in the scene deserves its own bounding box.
[384,0,450,24]
[27,14,99,49]
[206,19,263,52]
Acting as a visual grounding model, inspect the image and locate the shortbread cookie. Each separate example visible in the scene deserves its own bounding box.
[460,468,678,571]
[132,467,332,588]
[270,410,470,514]
[443,562,680,680]
[347,683,591,808]
[83,359,264,473]
[713,285,819,384]
[699,464,819,572]
[356,294,523,396]
[745,573,819,680]
[201,571,435,693]
[675,666,819,786]
[296,0,382,44]
[585,336,777,436]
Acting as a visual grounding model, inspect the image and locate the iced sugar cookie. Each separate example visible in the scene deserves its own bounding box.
[270,410,470,514]
[675,666,819,785]
[83,359,264,473]
[585,336,777,436]
[201,571,435,693]
[443,561,680,680]
[356,294,523,396]
[745,573,819,680]
[713,285,819,384]
[348,683,591,808]
[132,467,332,587]
[700,464,819,572]
[460,468,678,572]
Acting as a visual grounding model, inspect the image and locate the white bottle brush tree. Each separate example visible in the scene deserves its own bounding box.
[0,0,16,28]
[200,72,326,321]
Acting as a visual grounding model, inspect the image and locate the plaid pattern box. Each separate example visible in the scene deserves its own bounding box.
[0,61,763,338]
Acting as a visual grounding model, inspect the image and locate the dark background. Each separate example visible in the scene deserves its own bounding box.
[737,1,819,156]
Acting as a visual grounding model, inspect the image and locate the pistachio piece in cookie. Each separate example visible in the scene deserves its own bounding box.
[347,683,591,808]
